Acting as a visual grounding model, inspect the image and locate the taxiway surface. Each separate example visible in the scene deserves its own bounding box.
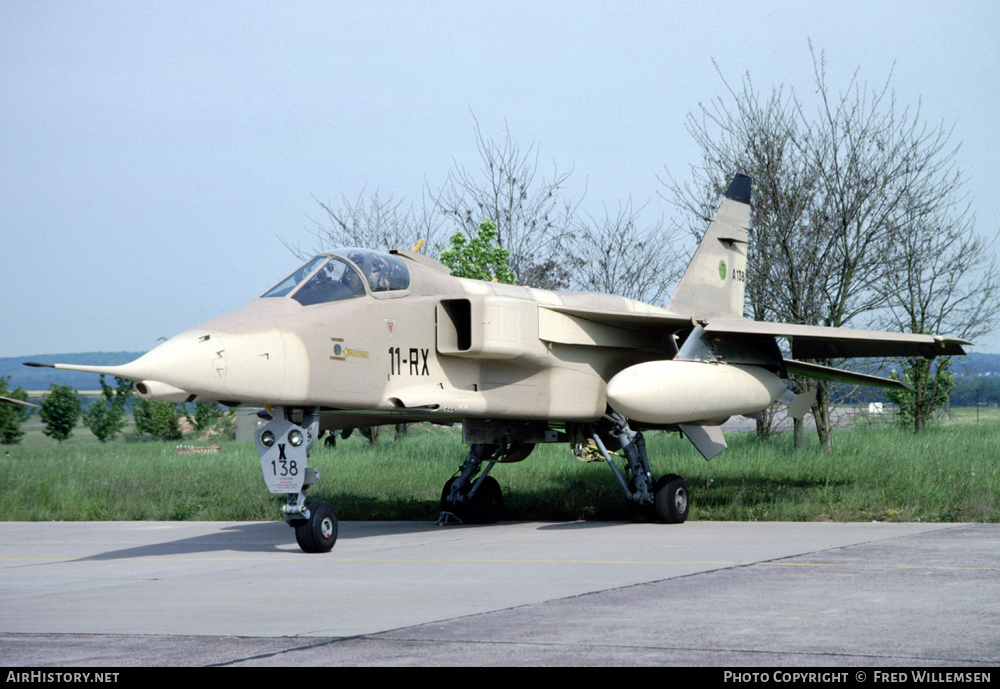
[1,520,997,666]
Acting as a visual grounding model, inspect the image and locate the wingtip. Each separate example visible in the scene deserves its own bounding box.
[23,362,54,368]
[0,396,39,408]
[725,173,752,204]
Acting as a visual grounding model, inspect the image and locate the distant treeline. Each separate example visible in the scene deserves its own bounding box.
[953,374,1000,407]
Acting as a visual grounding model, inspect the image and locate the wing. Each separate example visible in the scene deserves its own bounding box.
[703,318,968,359]
[538,304,691,333]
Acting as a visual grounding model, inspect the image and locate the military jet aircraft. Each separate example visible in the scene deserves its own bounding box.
[28,174,967,552]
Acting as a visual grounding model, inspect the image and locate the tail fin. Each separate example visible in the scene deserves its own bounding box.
[666,174,751,319]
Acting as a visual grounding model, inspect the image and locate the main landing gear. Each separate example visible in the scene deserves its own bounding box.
[585,412,690,524]
[436,415,689,526]
[438,443,533,525]
[254,406,338,553]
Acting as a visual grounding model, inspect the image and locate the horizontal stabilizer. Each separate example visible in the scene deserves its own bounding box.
[679,423,727,461]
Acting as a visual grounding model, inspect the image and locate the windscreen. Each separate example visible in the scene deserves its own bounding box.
[261,256,328,299]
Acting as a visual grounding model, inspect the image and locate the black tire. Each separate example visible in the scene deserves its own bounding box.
[466,476,503,524]
[654,474,689,524]
[440,476,503,524]
[294,501,338,553]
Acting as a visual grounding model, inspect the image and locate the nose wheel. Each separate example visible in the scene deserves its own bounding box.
[293,501,338,553]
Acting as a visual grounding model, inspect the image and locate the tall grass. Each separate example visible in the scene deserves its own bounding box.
[2,414,998,523]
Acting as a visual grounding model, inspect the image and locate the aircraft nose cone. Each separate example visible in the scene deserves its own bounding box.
[125,297,311,406]
[124,330,229,399]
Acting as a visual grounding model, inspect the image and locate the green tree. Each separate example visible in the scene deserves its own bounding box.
[439,219,517,284]
[0,376,33,445]
[84,375,133,442]
[885,354,956,433]
[134,399,182,441]
[184,401,222,434]
[39,384,81,443]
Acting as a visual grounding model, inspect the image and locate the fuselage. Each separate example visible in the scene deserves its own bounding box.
[116,249,690,431]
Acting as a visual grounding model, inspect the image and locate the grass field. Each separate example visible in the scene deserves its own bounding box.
[2,408,998,523]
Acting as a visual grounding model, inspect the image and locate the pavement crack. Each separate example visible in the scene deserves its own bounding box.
[206,636,363,667]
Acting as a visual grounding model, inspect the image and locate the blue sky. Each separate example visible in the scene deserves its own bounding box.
[3,0,998,357]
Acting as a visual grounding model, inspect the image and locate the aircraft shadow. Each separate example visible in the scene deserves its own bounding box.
[60,517,627,562]
[67,522,301,560]
[64,519,481,562]
[33,474,848,562]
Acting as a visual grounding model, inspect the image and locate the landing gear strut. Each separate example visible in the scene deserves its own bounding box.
[588,413,689,524]
[438,444,515,525]
[254,406,338,553]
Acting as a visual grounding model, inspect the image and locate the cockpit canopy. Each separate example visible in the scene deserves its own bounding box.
[261,249,410,306]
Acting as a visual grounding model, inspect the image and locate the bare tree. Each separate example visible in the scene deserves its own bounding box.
[662,72,825,327]
[284,189,446,260]
[794,46,972,447]
[570,198,684,305]
[662,47,980,449]
[293,119,680,302]
[429,118,582,289]
[661,69,828,442]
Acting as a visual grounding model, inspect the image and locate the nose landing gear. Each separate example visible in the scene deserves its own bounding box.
[254,406,338,553]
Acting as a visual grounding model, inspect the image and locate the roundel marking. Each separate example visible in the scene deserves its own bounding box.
[718,259,727,281]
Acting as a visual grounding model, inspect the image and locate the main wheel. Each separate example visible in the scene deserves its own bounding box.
[654,475,689,524]
[440,476,503,524]
[294,501,338,553]
[466,476,502,524]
